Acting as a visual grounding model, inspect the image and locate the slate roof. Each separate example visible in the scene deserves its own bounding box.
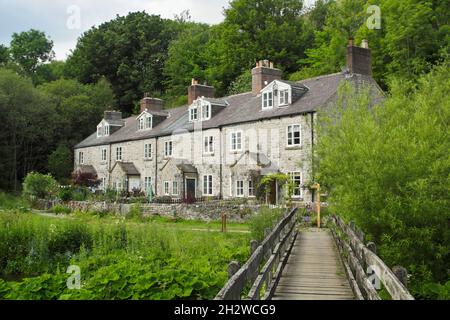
[75,72,382,149]
[74,165,97,175]
[112,162,140,175]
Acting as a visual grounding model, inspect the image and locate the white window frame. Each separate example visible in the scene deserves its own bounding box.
[202,103,211,121]
[290,172,303,198]
[189,107,198,122]
[79,152,84,165]
[203,135,214,154]
[116,147,123,161]
[248,180,255,197]
[279,89,290,106]
[164,141,173,157]
[164,181,170,195]
[138,113,153,131]
[230,131,243,152]
[144,143,152,160]
[101,148,107,162]
[287,124,301,147]
[172,181,179,196]
[104,125,110,136]
[101,177,107,190]
[236,180,244,197]
[203,175,213,196]
[262,91,273,110]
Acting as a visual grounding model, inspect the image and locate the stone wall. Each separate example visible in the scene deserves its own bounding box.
[36,200,260,223]
[140,201,259,222]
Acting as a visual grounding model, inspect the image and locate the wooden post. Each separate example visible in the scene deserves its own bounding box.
[392,266,408,288]
[228,261,240,279]
[310,183,321,228]
[250,240,259,254]
[316,184,321,228]
[221,212,227,233]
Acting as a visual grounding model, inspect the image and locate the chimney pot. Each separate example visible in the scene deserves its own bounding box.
[251,59,282,95]
[140,96,164,113]
[188,81,215,105]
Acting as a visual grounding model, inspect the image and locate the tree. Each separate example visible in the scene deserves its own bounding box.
[316,62,450,298]
[34,60,66,85]
[0,68,53,191]
[72,171,100,188]
[294,0,366,81]
[163,23,211,104]
[203,0,314,95]
[9,29,54,76]
[0,45,9,65]
[22,172,58,200]
[227,70,252,95]
[38,78,115,147]
[48,145,73,182]
[65,12,181,114]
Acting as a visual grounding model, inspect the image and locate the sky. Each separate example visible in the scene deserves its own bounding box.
[0,0,316,60]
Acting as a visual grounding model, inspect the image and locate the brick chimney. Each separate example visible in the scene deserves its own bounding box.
[104,110,122,121]
[188,79,215,105]
[347,38,372,76]
[140,93,164,113]
[251,60,282,95]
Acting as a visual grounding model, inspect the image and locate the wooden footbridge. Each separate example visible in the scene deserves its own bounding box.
[215,207,414,301]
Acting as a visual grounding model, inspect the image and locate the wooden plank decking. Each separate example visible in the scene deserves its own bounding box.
[272,228,354,300]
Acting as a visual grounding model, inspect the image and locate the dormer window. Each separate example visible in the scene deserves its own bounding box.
[189,98,217,122]
[137,111,153,131]
[97,121,110,137]
[261,80,293,110]
[279,89,289,106]
[189,107,198,122]
[263,92,273,109]
[202,103,211,120]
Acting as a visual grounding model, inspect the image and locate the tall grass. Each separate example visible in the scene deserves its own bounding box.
[0,210,251,300]
[248,207,284,242]
[0,192,29,210]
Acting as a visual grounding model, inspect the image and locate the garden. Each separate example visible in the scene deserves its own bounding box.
[0,187,287,300]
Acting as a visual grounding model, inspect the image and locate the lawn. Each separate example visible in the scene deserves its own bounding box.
[0,209,251,300]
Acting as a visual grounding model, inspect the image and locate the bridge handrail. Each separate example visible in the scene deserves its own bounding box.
[330,215,414,300]
[215,207,298,300]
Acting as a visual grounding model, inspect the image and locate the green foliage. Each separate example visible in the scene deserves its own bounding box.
[34,61,66,86]
[249,207,284,242]
[227,70,252,95]
[48,145,73,182]
[298,0,449,87]
[0,211,250,300]
[259,173,294,204]
[163,23,211,103]
[316,63,450,299]
[58,187,74,202]
[0,45,9,65]
[0,68,54,191]
[127,204,143,221]
[0,68,114,192]
[0,192,29,210]
[22,172,58,200]
[65,12,181,114]
[9,29,54,77]
[51,205,72,215]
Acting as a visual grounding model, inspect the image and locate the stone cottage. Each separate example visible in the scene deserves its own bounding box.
[74,39,382,204]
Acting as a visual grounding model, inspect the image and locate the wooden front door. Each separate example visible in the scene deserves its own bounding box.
[185,178,196,201]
